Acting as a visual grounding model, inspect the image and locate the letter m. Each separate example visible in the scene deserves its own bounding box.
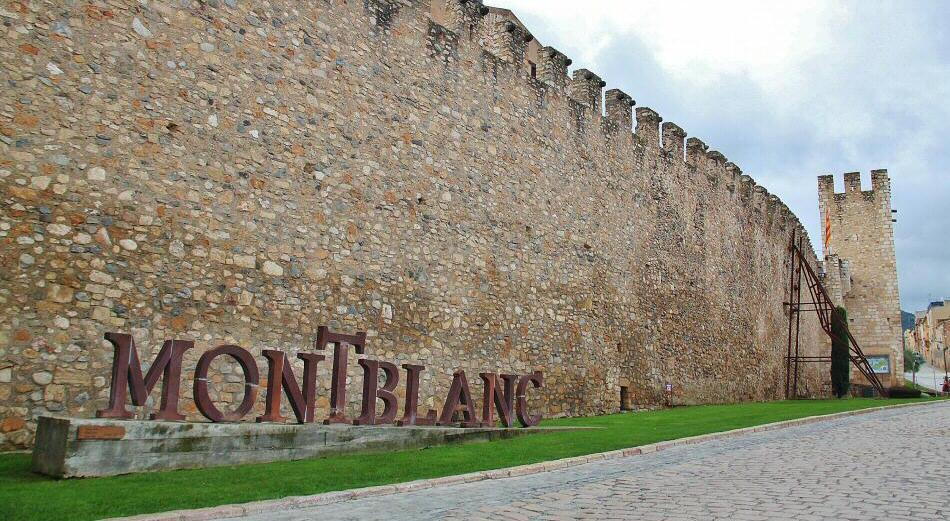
[96,332,193,420]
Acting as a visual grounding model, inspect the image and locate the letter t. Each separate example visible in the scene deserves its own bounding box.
[314,326,367,424]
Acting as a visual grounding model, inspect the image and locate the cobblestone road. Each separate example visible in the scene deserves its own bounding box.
[232,403,950,520]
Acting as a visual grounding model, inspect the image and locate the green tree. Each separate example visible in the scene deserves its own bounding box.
[903,347,923,373]
[830,306,851,398]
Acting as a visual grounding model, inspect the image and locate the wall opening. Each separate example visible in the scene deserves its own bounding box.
[620,386,630,410]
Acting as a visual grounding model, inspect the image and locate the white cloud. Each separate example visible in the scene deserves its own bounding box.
[501,0,845,87]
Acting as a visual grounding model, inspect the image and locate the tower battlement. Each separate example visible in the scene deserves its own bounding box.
[818,171,895,246]
[818,170,892,207]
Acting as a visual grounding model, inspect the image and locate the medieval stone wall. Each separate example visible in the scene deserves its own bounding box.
[818,171,903,387]
[0,0,825,450]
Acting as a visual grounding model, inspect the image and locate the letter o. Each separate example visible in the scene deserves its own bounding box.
[194,345,260,422]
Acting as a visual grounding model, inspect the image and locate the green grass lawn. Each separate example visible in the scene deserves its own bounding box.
[1,398,938,521]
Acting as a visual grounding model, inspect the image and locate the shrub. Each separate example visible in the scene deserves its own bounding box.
[830,306,851,398]
[887,386,923,399]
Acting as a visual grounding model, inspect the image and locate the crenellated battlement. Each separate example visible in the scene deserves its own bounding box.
[738,175,755,201]
[569,69,607,116]
[661,122,686,158]
[486,17,532,66]
[539,46,571,90]
[818,170,893,219]
[685,137,708,167]
[425,1,797,224]
[605,88,635,136]
[635,107,663,148]
[818,170,891,198]
[432,0,489,37]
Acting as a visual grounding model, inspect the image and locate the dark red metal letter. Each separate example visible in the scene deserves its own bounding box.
[397,364,437,426]
[257,351,324,424]
[313,326,367,424]
[479,373,518,428]
[516,371,544,427]
[96,332,193,421]
[438,370,479,427]
[353,359,399,425]
[193,345,260,422]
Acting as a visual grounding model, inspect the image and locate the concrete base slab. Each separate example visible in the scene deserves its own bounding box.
[31,417,584,478]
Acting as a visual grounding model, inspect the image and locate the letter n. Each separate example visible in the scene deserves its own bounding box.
[257,351,324,424]
[479,373,518,428]
[96,332,193,420]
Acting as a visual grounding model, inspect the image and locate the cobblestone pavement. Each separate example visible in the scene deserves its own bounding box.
[230,403,950,520]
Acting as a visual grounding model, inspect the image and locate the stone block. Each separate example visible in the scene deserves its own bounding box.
[1,417,26,433]
[31,417,582,478]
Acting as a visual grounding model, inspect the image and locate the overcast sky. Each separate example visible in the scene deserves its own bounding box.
[497,0,949,313]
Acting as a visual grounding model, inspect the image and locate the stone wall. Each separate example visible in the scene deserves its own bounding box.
[0,0,825,450]
[818,171,903,387]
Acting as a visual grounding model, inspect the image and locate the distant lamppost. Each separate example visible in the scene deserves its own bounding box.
[942,343,948,380]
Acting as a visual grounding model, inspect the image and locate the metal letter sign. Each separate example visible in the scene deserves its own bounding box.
[97,327,544,428]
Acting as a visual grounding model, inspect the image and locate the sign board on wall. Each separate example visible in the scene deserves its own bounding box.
[865,355,890,374]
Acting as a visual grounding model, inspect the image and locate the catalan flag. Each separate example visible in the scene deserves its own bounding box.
[824,212,832,255]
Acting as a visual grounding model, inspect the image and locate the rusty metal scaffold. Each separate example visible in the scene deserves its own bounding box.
[785,230,888,398]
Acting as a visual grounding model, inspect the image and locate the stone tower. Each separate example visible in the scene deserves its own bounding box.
[818,171,903,388]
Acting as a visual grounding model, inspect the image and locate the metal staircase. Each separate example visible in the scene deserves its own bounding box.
[785,230,888,398]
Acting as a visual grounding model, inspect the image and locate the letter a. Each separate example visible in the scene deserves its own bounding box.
[438,370,479,427]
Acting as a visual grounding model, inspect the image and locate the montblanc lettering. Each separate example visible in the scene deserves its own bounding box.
[96,327,544,428]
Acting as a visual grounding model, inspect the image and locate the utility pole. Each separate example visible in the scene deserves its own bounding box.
[913,354,918,385]
[943,346,947,378]
[932,348,938,392]
[940,341,948,395]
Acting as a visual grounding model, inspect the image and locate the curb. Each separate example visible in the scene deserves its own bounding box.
[110,399,946,521]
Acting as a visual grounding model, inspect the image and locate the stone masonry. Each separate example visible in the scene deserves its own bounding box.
[819,171,903,387]
[0,0,825,450]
